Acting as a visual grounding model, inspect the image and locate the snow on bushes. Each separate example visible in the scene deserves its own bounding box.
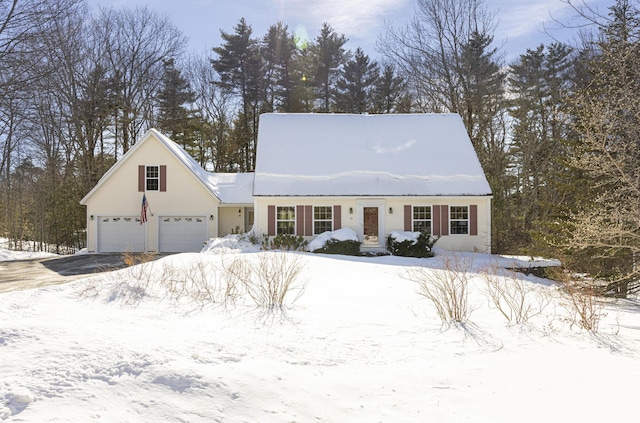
[386,231,438,258]
[308,228,361,255]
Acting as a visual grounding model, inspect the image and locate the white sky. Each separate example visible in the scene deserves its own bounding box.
[91,0,612,62]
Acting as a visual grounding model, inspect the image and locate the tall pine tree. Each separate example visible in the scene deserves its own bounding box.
[157,58,196,148]
[336,47,379,113]
[212,18,264,171]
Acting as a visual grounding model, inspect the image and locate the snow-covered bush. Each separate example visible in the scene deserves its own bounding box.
[386,231,437,258]
[308,228,361,256]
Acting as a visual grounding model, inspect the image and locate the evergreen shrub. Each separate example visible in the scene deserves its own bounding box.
[386,232,438,258]
[313,238,362,256]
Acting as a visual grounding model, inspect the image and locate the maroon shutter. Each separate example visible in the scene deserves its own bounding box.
[333,205,341,230]
[267,205,275,236]
[138,165,145,192]
[470,204,478,236]
[404,205,412,231]
[441,205,449,236]
[296,206,304,236]
[433,205,441,236]
[159,165,167,192]
[305,206,313,236]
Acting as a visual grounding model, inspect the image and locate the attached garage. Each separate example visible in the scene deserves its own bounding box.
[81,129,255,253]
[97,216,145,252]
[158,216,207,252]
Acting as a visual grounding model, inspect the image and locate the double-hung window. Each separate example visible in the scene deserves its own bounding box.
[276,206,295,235]
[450,206,469,235]
[412,206,431,234]
[313,206,333,235]
[146,165,159,191]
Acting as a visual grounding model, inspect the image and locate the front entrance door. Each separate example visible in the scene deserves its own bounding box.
[363,207,379,245]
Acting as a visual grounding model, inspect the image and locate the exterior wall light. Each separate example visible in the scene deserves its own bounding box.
[389,207,393,214]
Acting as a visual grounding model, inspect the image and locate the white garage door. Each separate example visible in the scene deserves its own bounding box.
[159,216,207,252]
[97,216,145,252]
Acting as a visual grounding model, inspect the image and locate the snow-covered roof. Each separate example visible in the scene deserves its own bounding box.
[151,130,254,204]
[81,129,254,205]
[253,113,492,197]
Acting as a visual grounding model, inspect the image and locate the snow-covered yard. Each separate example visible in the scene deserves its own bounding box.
[1,237,639,422]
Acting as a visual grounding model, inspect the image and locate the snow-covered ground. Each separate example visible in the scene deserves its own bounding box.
[1,237,639,422]
[0,238,58,261]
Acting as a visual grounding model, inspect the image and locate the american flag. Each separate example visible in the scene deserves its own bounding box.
[140,194,148,225]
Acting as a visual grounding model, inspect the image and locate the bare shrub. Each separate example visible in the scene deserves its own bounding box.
[76,278,104,300]
[219,255,250,308]
[404,254,473,324]
[480,263,550,324]
[122,251,156,267]
[78,251,306,314]
[564,282,606,333]
[157,255,247,310]
[243,251,306,312]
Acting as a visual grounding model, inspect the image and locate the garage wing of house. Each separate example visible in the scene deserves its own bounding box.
[80,129,254,253]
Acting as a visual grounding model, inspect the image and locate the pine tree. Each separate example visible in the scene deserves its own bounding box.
[336,48,379,113]
[157,58,195,148]
[508,43,574,250]
[212,18,264,170]
[309,23,348,112]
[261,22,297,112]
[372,64,408,113]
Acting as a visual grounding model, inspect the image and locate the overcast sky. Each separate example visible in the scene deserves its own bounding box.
[92,0,612,62]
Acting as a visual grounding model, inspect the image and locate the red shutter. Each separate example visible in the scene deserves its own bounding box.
[333,205,341,230]
[433,205,441,236]
[296,206,304,236]
[441,205,449,236]
[305,206,313,236]
[267,205,275,236]
[159,165,167,192]
[138,165,145,192]
[470,204,478,236]
[404,205,412,231]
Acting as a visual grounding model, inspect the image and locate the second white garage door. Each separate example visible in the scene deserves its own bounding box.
[158,216,207,252]
[97,216,145,252]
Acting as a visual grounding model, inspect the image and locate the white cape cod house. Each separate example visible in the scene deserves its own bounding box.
[253,113,492,253]
[81,113,493,253]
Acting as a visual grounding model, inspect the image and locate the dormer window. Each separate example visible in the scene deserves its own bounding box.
[146,166,159,191]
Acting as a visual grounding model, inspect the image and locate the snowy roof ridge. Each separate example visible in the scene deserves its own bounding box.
[254,171,486,182]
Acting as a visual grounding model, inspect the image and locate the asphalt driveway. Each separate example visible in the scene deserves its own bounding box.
[0,253,171,293]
